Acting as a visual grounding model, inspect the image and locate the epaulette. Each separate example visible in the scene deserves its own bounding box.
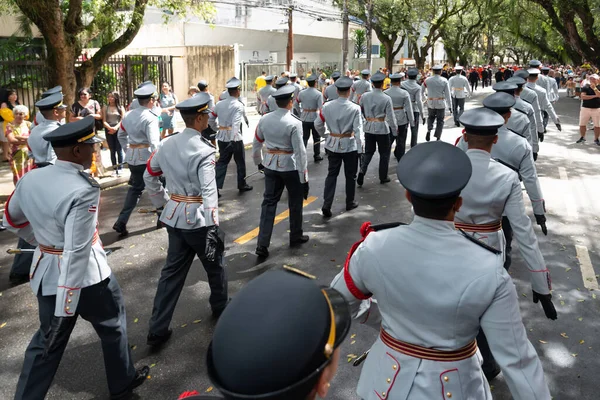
[369,221,406,231]
[458,229,502,254]
[513,107,528,115]
[201,136,216,148]
[291,113,301,121]
[78,171,100,188]
[507,128,526,138]
[493,158,519,173]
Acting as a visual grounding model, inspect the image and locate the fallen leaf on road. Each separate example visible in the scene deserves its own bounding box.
[0,322,6,329]
[586,278,594,282]
[538,340,548,344]
[134,318,139,323]
[578,317,583,321]
[160,247,165,251]
[560,300,565,306]
[560,333,569,339]
[330,259,335,262]
[593,294,597,299]
[351,334,356,339]
[193,319,202,324]
[131,345,137,350]
[351,340,356,345]
[142,234,145,238]
[181,324,187,328]
[206,387,213,392]
[147,375,151,379]
[126,262,132,265]
[580,340,585,344]
[566,268,572,272]
[578,299,585,302]
[129,245,135,248]
[571,353,578,357]
[521,293,527,298]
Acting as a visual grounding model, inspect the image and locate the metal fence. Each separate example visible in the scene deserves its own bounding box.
[0,52,173,112]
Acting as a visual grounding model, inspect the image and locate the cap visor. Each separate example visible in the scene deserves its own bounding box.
[83,136,104,144]
[56,105,68,110]
[323,287,352,347]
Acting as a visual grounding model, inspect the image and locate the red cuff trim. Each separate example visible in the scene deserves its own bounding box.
[120,121,126,132]
[343,221,373,300]
[4,192,30,229]
[319,110,325,122]
[254,132,264,143]
[211,111,217,117]
[146,151,162,177]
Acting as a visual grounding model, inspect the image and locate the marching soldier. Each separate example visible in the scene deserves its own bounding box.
[496,79,539,157]
[198,80,217,143]
[527,68,561,133]
[424,65,451,141]
[252,85,309,259]
[289,73,302,104]
[457,93,548,270]
[31,86,62,128]
[314,76,363,217]
[206,270,351,399]
[455,106,556,380]
[448,65,471,127]
[351,69,372,104]
[295,75,324,162]
[257,75,275,115]
[128,81,162,115]
[401,68,425,148]
[113,84,161,237]
[28,92,66,168]
[265,77,290,113]
[529,60,553,102]
[323,71,341,101]
[357,71,397,187]
[541,67,559,103]
[330,141,551,400]
[514,69,545,144]
[385,73,414,161]
[6,117,149,400]
[144,93,229,346]
[208,77,253,195]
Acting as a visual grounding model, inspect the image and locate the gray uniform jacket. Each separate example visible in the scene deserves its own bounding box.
[118,107,161,166]
[455,149,551,295]
[507,107,534,149]
[384,86,415,126]
[208,97,246,142]
[526,82,558,124]
[401,80,424,115]
[258,86,276,115]
[3,161,111,317]
[458,126,545,215]
[360,89,398,136]
[314,97,363,154]
[423,75,451,110]
[294,87,323,123]
[351,79,372,103]
[513,98,539,152]
[330,216,550,400]
[292,82,302,99]
[28,120,59,164]
[324,84,339,102]
[144,128,219,229]
[448,75,472,99]
[266,95,278,114]
[548,77,559,102]
[520,87,544,134]
[252,108,308,183]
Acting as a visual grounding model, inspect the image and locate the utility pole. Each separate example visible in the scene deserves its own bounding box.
[365,0,373,71]
[342,0,349,73]
[286,6,294,72]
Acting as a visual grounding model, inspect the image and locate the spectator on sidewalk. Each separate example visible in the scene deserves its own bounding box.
[159,81,178,137]
[0,88,20,162]
[566,77,576,98]
[102,91,125,177]
[576,74,600,144]
[5,104,32,184]
[70,87,104,177]
[254,71,267,93]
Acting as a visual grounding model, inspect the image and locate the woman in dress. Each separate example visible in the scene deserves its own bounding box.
[0,89,20,162]
[159,81,178,138]
[102,91,126,177]
[5,105,32,184]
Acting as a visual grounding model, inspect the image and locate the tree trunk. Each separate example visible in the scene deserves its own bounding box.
[382,38,394,71]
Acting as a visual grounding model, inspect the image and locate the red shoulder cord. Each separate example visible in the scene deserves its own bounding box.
[343,221,374,300]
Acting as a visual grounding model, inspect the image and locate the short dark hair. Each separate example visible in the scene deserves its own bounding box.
[78,87,92,97]
[228,87,239,95]
[181,112,199,126]
[337,88,350,95]
[41,108,56,119]
[139,97,152,106]
[465,133,497,148]
[307,80,316,87]
[276,98,292,108]
[373,81,383,89]
[410,193,459,220]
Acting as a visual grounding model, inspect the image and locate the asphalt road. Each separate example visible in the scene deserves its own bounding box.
[0,86,598,399]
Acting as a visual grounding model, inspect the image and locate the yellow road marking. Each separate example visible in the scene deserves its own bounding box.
[234,196,318,245]
[575,245,599,291]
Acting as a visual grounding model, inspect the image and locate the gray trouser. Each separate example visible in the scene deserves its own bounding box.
[427,108,445,139]
[258,169,304,247]
[409,112,420,146]
[116,164,146,226]
[149,226,228,335]
[10,237,34,276]
[15,275,135,400]
[391,124,410,161]
[452,97,465,124]
[323,150,358,209]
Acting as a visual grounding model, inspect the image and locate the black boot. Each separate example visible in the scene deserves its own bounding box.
[147,329,173,347]
[357,172,364,187]
[110,366,150,400]
[290,235,309,247]
[426,131,431,141]
[255,246,269,258]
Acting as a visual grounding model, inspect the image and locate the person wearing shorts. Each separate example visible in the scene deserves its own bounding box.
[576,74,600,144]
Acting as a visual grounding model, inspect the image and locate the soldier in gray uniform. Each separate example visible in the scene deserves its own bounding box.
[323,71,341,101]
[401,68,425,148]
[113,84,161,236]
[289,72,302,110]
[295,75,324,162]
[330,141,551,400]
[351,69,372,103]
[28,92,66,168]
[31,86,62,128]
[357,72,397,186]
[128,81,162,115]
[6,117,149,400]
[527,68,561,133]
[257,75,275,115]
[208,77,253,194]
[198,80,217,143]
[265,77,289,113]
[424,64,451,141]
[385,73,414,161]
[448,65,471,127]
[458,93,548,270]
[496,80,539,158]
[541,67,559,103]
[455,106,557,380]
[252,85,309,259]
[144,94,228,346]
[314,76,363,218]
[514,69,545,144]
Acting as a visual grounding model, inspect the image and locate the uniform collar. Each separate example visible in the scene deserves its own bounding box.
[275,108,290,115]
[411,215,456,232]
[337,97,349,103]
[466,148,492,158]
[55,160,85,171]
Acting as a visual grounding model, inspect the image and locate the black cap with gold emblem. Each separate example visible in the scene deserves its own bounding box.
[459,107,506,136]
[176,92,212,114]
[35,92,67,111]
[43,116,103,147]
[271,84,296,101]
[206,269,351,399]
[134,84,157,99]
